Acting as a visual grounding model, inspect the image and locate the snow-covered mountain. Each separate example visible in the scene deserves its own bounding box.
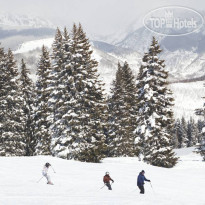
[0,13,55,28]
[0,147,204,205]
[0,13,56,50]
[115,25,205,82]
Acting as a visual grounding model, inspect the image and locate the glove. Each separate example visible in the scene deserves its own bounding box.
[148,180,151,182]
[112,180,114,183]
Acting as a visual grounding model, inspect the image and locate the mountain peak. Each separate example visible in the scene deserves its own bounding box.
[0,13,55,28]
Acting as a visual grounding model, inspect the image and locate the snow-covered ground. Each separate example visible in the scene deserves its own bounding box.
[0,147,204,205]
[169,81,205,120]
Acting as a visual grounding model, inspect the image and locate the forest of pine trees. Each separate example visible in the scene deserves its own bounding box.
[0,26,204,167]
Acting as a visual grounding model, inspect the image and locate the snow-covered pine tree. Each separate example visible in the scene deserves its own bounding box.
[50,27,80,158]
[171,119,180,148]
[195,101,205,160]
[181,116,188,147]
[49,27,64,125]
[34,46,52,155]
[0,48,26,156]
[196,128,205,160]
[197,119,203,143]
[135,37,178,168]
[50,25,107,162]
[19,59,35,156]
[108,62,139,157]
[174,118,186,148]
[187,117,197,147]
[69,23,107,162]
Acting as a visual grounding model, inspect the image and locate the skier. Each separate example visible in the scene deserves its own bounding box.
[137,170,150,194]
[103,172,114,190]
[42,162,53,185]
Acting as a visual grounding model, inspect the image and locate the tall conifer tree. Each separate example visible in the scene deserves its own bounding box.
[19,59,35,155]
[108,62,138,157]
[0,48,26,156]
[34,46,52,155]
[136,37,178,168]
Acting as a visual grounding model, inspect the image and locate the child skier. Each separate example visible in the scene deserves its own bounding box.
[42,162,53,185]
[137,170,150,194]
[103,172,114,190]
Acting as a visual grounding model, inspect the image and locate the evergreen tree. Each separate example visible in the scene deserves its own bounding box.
[172,119,179,148]
[187,117,197,147]
[34,46,52,155]
[181,117,188,147]
[50,27,79,158]
[176,119,184,148]
[108,62,138,157]
[49,27,64,123]
[195,101,205,160]
[135,37,178,168]
[0,48,26,156]
[73,24,107,162]
[51,25,107,162]
[197,119,203,143]
[195,128,205,161]
[19,59,35,155]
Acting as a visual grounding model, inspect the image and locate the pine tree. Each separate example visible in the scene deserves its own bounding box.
[34,46,52,155]
[68,24,107,162]
[108,62,139,157]
[181,117,188,147]
[19,59,35,156]
[135,37,178,168]
[172,119,179,148]
[0,48,26,156]
[50,27,79,158]
[195,128,205,161]
[51,25,107,162]
[195,100,205,160]
[175,118,186,148]
[197,119,203,143]
[187,117,197,147]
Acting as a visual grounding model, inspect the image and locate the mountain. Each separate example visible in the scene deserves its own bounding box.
[0,13,55,28]
[0,13,56,50]
[115,25,205,82]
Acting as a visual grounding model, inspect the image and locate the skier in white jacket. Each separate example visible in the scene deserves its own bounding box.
[42,162,53,185]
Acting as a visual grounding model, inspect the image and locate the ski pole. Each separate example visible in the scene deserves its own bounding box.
[149,182,155,193]
[37,176,44,183]
[51,165,56,173]
[100,184,106,190]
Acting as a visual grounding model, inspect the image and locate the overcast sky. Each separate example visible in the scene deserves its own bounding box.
[0,0,204,36]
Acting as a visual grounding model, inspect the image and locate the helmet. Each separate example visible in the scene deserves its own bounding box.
[105,172,109,175]
[141,170,145,173]
[45,162,51,167]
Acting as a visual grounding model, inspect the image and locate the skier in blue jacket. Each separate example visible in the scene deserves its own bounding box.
[137,170,150,194]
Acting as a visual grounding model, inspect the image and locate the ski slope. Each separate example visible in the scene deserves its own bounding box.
[0,148,204,205]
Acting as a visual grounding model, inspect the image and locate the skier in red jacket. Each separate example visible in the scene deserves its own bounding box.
[103,172,114,190]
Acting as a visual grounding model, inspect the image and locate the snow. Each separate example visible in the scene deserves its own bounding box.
[169,81,205,120]
[14,38,54,54]
[0,147,204,205]
[0,13,55,28]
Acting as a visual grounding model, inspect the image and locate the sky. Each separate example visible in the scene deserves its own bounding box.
[0,0,204,37]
